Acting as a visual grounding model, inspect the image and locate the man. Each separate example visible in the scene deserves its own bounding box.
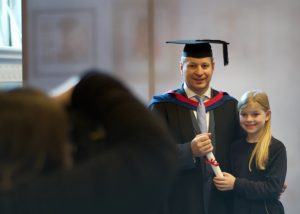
[149,40,241,214]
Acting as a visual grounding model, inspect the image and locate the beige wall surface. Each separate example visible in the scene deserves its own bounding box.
[25,0,300,213]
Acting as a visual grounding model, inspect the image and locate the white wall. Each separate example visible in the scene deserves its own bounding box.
[25,0,113,91]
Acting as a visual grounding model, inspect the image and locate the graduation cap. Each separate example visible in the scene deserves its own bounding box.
[166,39,229,66]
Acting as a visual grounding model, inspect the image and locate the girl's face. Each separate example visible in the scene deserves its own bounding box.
[239,101,270,140]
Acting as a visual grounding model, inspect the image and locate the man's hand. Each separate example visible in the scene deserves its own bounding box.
[191,133,213,157]
[281,182,287,196]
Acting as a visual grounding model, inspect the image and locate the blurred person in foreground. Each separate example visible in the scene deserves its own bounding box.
[0,70,177,214]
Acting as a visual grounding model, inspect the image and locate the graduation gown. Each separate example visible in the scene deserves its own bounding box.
[149,87,241,214]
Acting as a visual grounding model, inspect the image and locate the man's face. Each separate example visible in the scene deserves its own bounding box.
[180,57,214,95]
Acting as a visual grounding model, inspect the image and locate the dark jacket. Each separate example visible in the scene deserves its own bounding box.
[149,87,241,214]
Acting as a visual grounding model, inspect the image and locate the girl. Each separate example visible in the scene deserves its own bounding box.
[213,90,287,214]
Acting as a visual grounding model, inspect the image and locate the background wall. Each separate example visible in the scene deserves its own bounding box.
[24,0,300,213]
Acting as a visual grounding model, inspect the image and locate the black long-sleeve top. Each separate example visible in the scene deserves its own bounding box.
[230,137,287,214]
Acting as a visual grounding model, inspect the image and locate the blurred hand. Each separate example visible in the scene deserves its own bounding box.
[281,182,287,195]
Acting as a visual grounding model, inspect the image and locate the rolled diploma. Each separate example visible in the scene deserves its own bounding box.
[206,152,223,177]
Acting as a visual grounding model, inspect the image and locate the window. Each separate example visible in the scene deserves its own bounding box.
[0,0,22,89]
[0,0,22,49]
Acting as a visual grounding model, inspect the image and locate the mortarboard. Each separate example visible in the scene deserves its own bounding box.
[166,39,229,66]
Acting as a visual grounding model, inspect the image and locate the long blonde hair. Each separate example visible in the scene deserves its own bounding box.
[238,90,272,171]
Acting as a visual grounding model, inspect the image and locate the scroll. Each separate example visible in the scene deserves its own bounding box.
[206,152,223,177]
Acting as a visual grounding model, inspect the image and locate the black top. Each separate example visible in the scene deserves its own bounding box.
[230,137,287,214]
